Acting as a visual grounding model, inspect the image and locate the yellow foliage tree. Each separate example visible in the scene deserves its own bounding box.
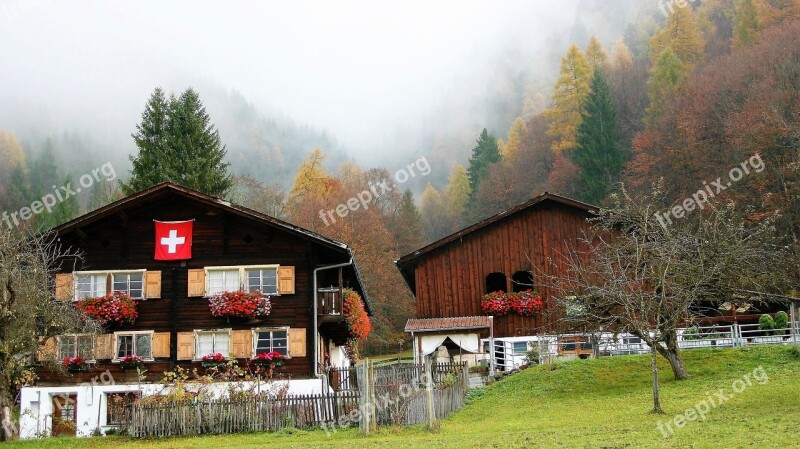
[585,36,608,70]
[501,117,529,160]
[649,6,706,69]
[445,164,471,218]
[546,44,592,153]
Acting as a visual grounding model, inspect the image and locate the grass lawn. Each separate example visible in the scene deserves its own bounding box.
[9,345,800,448]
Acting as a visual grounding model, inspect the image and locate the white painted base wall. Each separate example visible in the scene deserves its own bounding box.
[18,378,326,439]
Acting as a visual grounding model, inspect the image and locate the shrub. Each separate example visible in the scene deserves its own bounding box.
[790,345,800,359]
[774,311,789,334]
[683,326,700,340]
[525,343,540,365]
[759,314,775,335]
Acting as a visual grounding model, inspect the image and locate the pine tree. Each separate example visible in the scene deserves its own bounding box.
[645,48,686,125]
[570,69,625,205]
[733,0,761,48]
[546,44,593,153]
[466,129,501,197]
[29,139,59,198]
[649,6,706,68]
[585,36,608,70]
[122,87,233,196]
[45,174,80,228]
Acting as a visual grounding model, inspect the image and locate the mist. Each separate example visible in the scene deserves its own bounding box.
[0,0,653,185]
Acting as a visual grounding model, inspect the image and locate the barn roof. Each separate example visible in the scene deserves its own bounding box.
[53,182,373,314]
[404,316,492,333]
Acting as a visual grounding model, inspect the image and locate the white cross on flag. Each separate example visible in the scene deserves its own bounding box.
[154,220,193,260]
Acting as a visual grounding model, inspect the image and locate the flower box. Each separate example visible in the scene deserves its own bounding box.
[252,351,284,368]
[201,352,228,369]
[208,290,271,320]
[481,290,543,317]
[119,355,144,370]
[76,292,138,326]
[64,356,87,373]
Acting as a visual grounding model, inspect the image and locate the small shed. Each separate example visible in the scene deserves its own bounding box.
[405,316,494,372]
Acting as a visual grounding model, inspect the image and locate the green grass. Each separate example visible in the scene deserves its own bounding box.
[10,345,800,448]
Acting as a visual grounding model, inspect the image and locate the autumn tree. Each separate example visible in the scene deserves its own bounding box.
[228,175,287,219]
[733,0,761,47]
[607,41,648,148]
[546,44,592,153]
[500,117,528,160]
[585,36,608,70]
[644,48,686,125]
[419,183,454,241]
[570,69,625,204]
[389,190,426,256]
[445,164,471,223]
[649,6,706,69]
[0,131,28,212]
[123,87,233,197]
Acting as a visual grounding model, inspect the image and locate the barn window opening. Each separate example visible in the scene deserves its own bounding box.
[485,272,507,294]
[512,271,534,292]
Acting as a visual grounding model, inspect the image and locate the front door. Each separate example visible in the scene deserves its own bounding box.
[51,394,78,436]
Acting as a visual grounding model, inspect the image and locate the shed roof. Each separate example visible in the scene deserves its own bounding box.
[404,316,492,333]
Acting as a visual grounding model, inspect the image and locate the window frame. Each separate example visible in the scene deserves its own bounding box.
[252,327,290,358]
[73,269,147,301]
[57,334,95,361]
[193,328,232,360]
[205,265,280,296]
[112,330,154,362]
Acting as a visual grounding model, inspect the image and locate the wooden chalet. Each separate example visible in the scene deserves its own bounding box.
[21,182,370,437]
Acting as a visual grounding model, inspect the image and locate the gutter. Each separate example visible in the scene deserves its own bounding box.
[312,257,354,377]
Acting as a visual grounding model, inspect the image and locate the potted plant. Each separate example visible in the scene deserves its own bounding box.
[76,291,138,326]
[64,356,87,373]
[119,354,144,370]
[201,352,227,369]
[208,290,271,321]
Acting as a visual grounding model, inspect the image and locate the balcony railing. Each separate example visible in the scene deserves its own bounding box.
[317,287,343,317]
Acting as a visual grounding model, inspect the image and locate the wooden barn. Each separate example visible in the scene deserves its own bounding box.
[19,182,370,438]
[396,193,597,369]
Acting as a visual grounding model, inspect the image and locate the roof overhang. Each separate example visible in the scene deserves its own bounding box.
[404,316,492,333]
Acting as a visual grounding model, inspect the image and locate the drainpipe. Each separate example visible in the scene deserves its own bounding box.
[313,258,354,377]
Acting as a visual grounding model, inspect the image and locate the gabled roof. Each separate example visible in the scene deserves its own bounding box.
[396,192,597,269]
[404,316,492,333]
[54,182,372,314]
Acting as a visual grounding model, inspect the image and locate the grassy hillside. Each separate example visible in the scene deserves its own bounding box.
[10,345,800,448]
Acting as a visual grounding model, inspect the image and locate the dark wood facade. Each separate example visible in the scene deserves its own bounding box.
[397,193,596,338]
[36,183,369,385]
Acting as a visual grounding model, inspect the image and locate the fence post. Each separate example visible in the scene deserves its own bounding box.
[425,356,436,430]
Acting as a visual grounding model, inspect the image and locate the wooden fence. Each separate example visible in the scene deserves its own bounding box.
[125,362,469,438]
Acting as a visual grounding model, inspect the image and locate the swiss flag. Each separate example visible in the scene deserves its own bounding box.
[154,220,193,260]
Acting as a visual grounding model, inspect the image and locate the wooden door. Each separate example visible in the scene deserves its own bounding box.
[51,394,78,436]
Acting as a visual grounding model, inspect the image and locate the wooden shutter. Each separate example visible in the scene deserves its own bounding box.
[230,330,253,359]
[93,334,115,360]
[177,332,195,360]
[55,273,74,301]
[152,332,170,358]
[37,337,57,362]
[145,271,162,299]
[278,266,295,295]
[288,328,306,357]
[187,269,206,297]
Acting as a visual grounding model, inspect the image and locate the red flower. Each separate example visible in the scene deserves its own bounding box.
[76,292,138,325]
[481,290,543,317]
[343,289,371,341]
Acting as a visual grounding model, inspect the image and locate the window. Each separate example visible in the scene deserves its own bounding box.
[115,332,152,360]
[254,329,288,356]
[247,269,278,295]
[106,392,139,426]
[512,341,528,355]
[195,330,230,358]
[76,273,107,299]
[485,272,507,294]
[511,271,534,293]
[112,272,144,299]
[207,266,280,296]
[58,335,94,360]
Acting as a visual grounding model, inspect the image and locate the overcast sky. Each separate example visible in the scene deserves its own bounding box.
[0,0,582,154]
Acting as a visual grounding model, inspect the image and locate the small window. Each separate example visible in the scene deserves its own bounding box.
[196,330,231,358]
[106,392,139,426]
[512,341,528,355]
[58,335,94,360]
[254,329,288,356]
[207,269,240,295]
[115,332,152,359]
[76,274,107,299]
[485,272,507,294]
[247,268,278,295]
[112,272,144,299]
[511,271,534,293]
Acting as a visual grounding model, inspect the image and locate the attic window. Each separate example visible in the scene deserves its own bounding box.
[485,272,506,294]
[512,271,534,293]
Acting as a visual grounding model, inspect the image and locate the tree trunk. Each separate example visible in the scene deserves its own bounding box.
[654,330,690,380]
[650,348,663,414]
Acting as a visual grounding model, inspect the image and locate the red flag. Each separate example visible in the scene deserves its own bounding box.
[154,220,193,260]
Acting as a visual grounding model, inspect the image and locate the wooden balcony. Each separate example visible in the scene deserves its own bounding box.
[318,287,344,322]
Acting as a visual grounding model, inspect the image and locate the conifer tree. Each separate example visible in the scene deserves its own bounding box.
[649,6,706,68]
[466,129,501,197]
[546,45,593,153]
[501,117,529,160]
[571,69,625,204]
[585,36,608,70]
